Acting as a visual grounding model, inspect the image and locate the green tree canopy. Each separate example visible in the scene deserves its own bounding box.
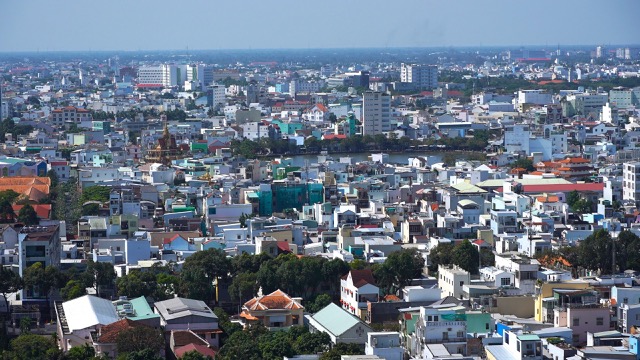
[116,326,164,356]
[451,239,480,274]
[17,204,38,225]
[8,334,60,360]
[0,267,22,313]
[373,248,425,294]
[179,249,232,301]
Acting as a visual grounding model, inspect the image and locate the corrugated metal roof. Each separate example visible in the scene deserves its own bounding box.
[309,303,367,336]
[62,295,119,331]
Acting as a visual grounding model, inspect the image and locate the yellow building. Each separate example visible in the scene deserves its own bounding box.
[534,280,591,322]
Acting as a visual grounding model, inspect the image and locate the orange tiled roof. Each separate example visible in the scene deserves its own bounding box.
[98,319,145,343]
[558,157,590,164]
[12,204,51,219]
[243,289,304,311]
[536,195,560,203]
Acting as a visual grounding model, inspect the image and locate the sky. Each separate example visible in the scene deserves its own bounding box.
[2,0,639,52]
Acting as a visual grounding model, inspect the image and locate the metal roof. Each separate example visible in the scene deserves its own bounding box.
[154,297,217,321]
[62,295,119,332]
[308,303,368,337]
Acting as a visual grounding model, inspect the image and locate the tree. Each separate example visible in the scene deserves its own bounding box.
[566,190,581,209]
[228,272,258,303]
[118,349,164,360]
[428,243,454,273]
[216,328,263,360]
[578,229,613,275]
[511,157,534,172]
[17,204,38,225]
[66,343,96,360]
[0,190,20,204]
[61,280,86,301]
[116,270,158,299]
[180,351,213,360]
[116,326,164,356]
[179,249,232,301]
[451,240,480,274]
[319,343,364,360]
[259,330,295,360]
[8,334,59,360]
[306,293,332,313]
[0,267,22,313]
[46,169,59,188]
[84,260,117,296]
[373,249,425,294]
[23,262,64,305]
[0,199,15,223]
[293,331,331,354]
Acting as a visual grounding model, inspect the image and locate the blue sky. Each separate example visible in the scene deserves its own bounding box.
[3,0,639,51]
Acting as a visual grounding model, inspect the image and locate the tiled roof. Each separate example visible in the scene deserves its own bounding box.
[98,318,145,343]
[12,204,51,219]
[342,269,376,288]
[243,289,303,311]
[171,330,208,347]
[174,344,217,359]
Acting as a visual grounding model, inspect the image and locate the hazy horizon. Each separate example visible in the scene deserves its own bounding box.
[3,0,640,52]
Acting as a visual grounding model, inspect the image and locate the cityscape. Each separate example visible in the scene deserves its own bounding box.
[2,1,640,360]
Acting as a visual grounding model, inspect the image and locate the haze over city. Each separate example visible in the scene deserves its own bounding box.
[3,0,640,52]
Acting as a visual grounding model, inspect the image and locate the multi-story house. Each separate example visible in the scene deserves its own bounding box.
[340,269,379,319]
[18,225,61,302]
[239,289,304,330]
[438,264,470,299]
[410,305,468,358]
[50,106,92,127]
[154,297,220,348]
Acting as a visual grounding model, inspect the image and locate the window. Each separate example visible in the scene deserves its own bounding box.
[486,323,490,330]
[433,316,438,322]
[501,278,511,286]
[573,318,579,326]
[624,298,629,304]
[457,331,464,338]
[442,332,448,340]
[459,281,464,287]
[596,317,603,326]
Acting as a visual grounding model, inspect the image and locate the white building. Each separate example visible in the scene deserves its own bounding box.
[623,161,640,204]
[515,90,552,110]
[207,84,226,108]
[609,87,633,108]
[504,125,530,154]
[362,91,391,136]
[138,64,179,87]
[438,264,470,299]
[340,269,379,318]
[365,332,403,360]
[400,63,438,90]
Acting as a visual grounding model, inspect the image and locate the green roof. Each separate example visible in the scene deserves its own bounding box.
[452,182,487,194]
[517,334,540,341]
[475,179,505,188]
[129,296,158,318]
[310,303,369,336]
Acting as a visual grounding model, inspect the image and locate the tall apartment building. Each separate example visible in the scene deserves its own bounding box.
[18,225,61,302]
[137,64,182,87]
[207,84,226,108]
[623,162,640,205]
[400,63,438,90]
[362,91,391,136]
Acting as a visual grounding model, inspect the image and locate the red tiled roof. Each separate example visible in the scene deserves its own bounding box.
[322,134,347,140]
[342,269,377,288]
[276,241,291,252]
[12,204,51,220]
[522,183,604,193]
[164,234,183,244]
[174,344,217,359]
[98,319,145,343]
